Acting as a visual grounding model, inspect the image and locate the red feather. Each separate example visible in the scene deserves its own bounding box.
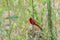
[29,17,42,31]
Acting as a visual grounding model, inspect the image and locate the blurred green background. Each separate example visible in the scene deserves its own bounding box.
[0,0,60,40]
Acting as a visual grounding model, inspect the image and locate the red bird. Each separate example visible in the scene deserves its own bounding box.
[29,17,42,31]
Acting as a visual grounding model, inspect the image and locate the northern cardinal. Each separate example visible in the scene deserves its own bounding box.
[29,17,42,31]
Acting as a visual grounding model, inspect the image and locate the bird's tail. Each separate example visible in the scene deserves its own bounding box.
[36,24,42,31]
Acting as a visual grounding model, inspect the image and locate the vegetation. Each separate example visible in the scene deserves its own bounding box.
[0,0,60,40]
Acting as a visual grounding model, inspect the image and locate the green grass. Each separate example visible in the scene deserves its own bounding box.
[0,0,59,40]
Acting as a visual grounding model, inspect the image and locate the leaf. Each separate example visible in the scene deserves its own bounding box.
[6,15,19,21]
[0,7,3,16]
